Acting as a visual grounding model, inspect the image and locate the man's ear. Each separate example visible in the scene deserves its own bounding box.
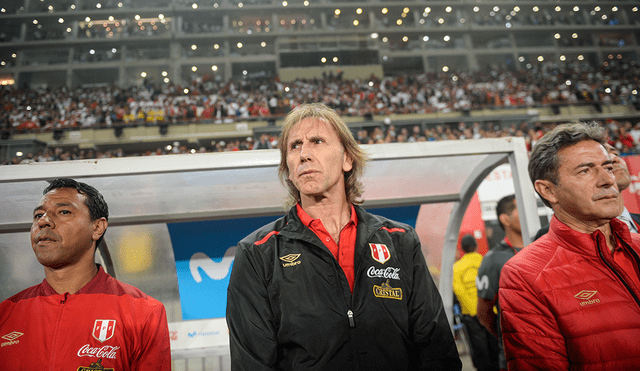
[535,179,558,205]
[92,218,108,242]
[498,213,511,229]
[342,152,353,173]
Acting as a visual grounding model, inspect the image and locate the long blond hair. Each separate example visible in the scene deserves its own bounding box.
[278,103,367,207]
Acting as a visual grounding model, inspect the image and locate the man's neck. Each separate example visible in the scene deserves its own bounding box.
[301,196,352,242]
[44,261,99,295]
[505,229,524,248]
[554,211,616,252]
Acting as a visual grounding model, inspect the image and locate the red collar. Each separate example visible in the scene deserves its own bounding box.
[296,203,358,228]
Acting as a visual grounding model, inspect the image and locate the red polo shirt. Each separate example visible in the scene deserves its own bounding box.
[297,203,358,292]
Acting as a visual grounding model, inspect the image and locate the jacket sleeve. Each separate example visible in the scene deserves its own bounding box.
[226,243,278,371]
[407,231,462,371]
[499,261,569,370]
[133,300,172,371]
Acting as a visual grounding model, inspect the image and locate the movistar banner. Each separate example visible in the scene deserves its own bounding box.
[168,206,420,320]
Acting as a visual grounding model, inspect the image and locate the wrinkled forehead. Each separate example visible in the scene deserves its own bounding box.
[557,140,609,167]
[288,117,337,141]
[37,187,86,209]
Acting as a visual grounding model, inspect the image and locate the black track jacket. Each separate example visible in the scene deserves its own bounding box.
[226,205,461,371]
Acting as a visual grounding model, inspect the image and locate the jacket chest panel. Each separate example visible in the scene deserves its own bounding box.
[0,298,132,370]
[538,259,640,344]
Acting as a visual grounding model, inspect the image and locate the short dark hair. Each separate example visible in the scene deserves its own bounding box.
[528,122,607,207]
[460,235,477,254]
[496,194,516,231]
[43,178,109,247]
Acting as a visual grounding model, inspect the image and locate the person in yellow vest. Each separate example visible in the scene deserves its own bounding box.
[453,235,499,371]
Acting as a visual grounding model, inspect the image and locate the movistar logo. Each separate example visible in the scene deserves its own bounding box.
[476,275,489,291]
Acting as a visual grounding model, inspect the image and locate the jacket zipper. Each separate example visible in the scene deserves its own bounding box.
[347,309,355,328]
[50,293,69,370]
[316,239,355,328]
[345,232,379,328]
[596,237,640,307]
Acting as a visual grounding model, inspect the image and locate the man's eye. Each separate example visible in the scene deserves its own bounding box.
[34,213,43,219]
[60,210,71,215]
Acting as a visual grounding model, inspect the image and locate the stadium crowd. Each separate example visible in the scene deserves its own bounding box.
[3,117,640,166]
[2,61,639,132]
[2,60,640,165]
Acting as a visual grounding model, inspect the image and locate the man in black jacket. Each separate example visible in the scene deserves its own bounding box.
[226,103,461,371]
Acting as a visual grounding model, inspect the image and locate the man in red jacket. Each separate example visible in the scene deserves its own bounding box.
[0,178,171,370]
[499,122,640,370]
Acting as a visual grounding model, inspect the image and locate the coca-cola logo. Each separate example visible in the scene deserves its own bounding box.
[367,266,400,280]
[77,344,120,359]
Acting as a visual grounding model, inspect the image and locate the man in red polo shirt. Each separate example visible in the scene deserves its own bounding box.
[226,103,461,371]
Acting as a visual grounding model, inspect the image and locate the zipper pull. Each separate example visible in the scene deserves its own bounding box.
[347,309,355,328]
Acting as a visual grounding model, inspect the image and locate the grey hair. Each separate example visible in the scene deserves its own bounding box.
[278,103,367,207]
[528,122,607,207]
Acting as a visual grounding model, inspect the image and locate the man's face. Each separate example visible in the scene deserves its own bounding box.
[286,117,353,201]
[605,143,631,191]
[503,204,521,235]
[538,140,621,231]
[31,187,104,269]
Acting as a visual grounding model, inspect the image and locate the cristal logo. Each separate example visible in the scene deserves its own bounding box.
[575,290,600,306]
[77,344,120,359]
[189,247,236,283]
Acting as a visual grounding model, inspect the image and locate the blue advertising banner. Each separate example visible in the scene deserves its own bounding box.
[168,205,420,320]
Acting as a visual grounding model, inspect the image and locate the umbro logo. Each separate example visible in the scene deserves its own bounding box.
[575,290,600,306]
[279,254,301,267]
[1,331,23,347]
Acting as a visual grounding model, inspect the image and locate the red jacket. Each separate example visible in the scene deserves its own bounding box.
[499,216,640,370]
[0,266,171,370]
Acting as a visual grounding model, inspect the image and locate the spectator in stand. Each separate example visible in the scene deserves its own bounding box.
[252,134,273,150]
[617,126,635,153]
[3,62,640,132]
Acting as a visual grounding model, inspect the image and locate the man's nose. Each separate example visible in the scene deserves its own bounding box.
[299,143,312,162]
[36,213,53,228]
[599,167,617,187]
